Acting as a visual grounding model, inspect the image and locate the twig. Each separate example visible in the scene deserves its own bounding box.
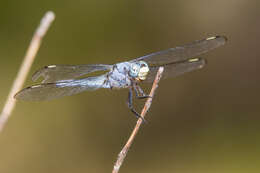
[0,11,55,132]
[112,67,164,173]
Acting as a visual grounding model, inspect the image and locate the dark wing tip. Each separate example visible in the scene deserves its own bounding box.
[207,35,228,44]
[217,35,227,41]
[13,88,26,100]
[14,86,32,100]
[14,85,44,100]
[216,35,228,43]
[216,35,227,40]
[13,91,19,100]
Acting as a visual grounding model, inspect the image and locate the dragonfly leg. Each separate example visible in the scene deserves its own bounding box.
[127,88,146,123]
[103,76,113,90]
[133,84,152,99]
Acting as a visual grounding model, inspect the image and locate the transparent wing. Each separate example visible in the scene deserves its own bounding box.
[133,36,227,65]
[144,58,206,83]
[15,75,108,101]
[32,64,113,83]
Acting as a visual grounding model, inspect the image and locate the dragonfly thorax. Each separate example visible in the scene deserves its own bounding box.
[129,61,149,81]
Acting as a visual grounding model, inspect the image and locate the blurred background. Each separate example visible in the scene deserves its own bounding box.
[0,0,259,173]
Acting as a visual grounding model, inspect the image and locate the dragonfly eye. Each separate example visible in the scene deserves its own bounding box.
[129,63,140,78]
[137,61,149,81]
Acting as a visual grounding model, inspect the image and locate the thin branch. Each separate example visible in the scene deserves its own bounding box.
[112,67,164,173]
[0,11,55,132]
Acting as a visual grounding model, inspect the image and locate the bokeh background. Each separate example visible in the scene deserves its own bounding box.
[0,0,260,173]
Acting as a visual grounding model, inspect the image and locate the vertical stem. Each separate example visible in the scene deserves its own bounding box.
[0,11,55,132]
[112,67,164,173]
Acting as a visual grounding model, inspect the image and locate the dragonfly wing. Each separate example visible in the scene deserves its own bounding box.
[32,64,113,83]
[144,58,206,83]
[15,75,108,101]
[133,36,226,65]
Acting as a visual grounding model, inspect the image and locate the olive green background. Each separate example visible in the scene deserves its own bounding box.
[0,0,260,173]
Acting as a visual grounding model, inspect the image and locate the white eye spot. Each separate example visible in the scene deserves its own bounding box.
[130,61,149,80]
[138,66,149,81]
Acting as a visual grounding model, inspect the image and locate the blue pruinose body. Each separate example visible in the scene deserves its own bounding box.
[14,36,227,119]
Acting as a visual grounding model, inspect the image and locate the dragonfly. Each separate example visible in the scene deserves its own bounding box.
[15,36,227,121]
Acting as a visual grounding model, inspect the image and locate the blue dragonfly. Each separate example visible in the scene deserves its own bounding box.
[15,36,227,120]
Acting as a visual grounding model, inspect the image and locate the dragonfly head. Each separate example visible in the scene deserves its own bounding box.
[129,61,149,81]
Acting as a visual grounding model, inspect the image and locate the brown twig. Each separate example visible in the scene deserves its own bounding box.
[112,67,164,173]
[0,11,55,132]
